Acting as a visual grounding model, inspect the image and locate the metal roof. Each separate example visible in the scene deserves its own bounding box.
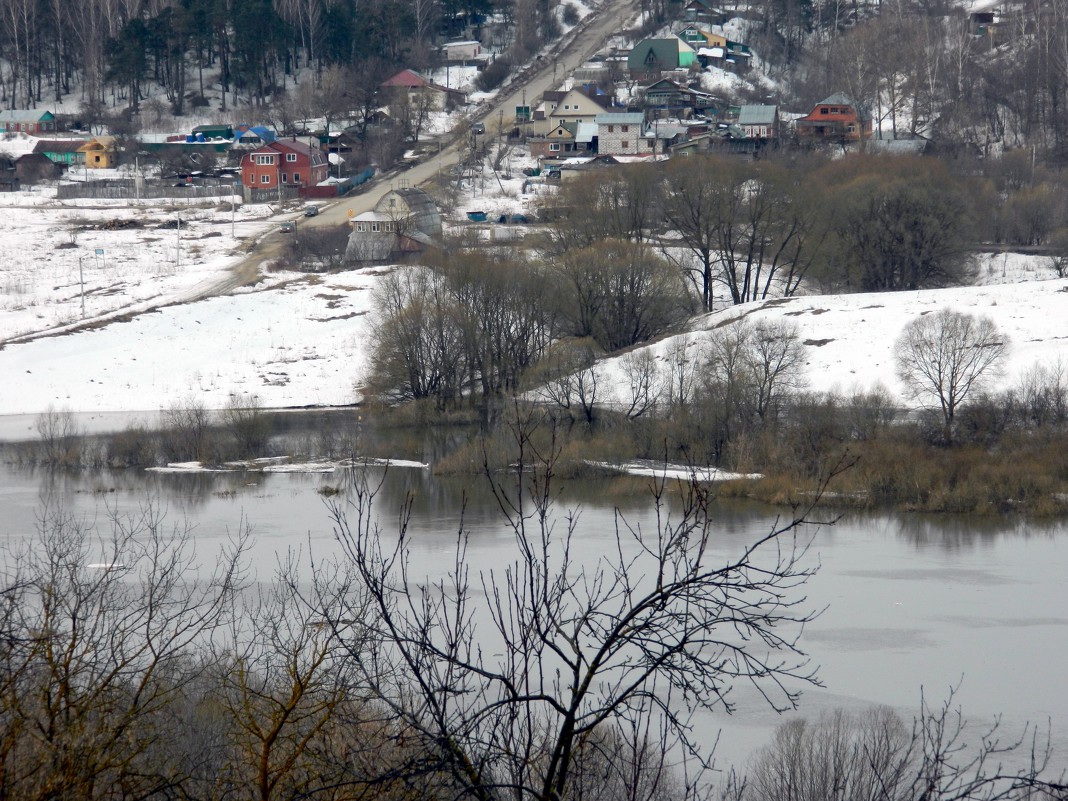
[738,105,777,125]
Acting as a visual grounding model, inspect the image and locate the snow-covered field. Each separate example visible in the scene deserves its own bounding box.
[2,179,1065,429]
[0,188,278,341]
[596,254,1068,409]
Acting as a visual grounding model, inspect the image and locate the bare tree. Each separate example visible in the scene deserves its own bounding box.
[322,405,839,801]
[217,553,357,801]
[0,502,248,801]
[620,349,664,420]
[895,309,1009,440]
[531,337,602,425]
[741,690,1064,801]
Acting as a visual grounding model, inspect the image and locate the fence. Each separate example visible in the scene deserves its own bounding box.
[58,180,238,201]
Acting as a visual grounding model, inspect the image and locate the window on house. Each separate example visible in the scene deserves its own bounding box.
[621,125,629,132]
[820,107,829,115]
[281,173,287,183]
[550,143,561,151]
[286,153,297,162]
[847,124,856,133]
[371,221,381,232]
[647,139,655,148]
[608,125,614,133]
[255,154,274,164]
[292,173,300,183]
[356,221,367,232]
[260,175,270,184]
[385,221,395,232]
[622,141,629,149]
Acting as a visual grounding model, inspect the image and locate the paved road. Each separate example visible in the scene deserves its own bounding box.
[301,0,642,230]
[126,0,643,310]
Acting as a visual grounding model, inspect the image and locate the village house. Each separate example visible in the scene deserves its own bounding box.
[640,78,718,117]
[627,39,696,82]
[440,40,482,61]
[78,136,117,169]
[381,69,467,111]
[641,121,689,155]
[695,35,752,73]
[545,86,615,132]
[596,113,648,156]
[795,92,871,143]
[346,186,441,262]
[0,109,57,135]
[239,137,329,191]
[683,0,728,25]
[34,139,84,168]
[737,104,779,139]
[530,90,568,135]
[16,152,61,183]
[234,125,277,147]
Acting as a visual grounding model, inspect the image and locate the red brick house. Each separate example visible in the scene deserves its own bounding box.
[239,137,329,190]
[795,93,871,143]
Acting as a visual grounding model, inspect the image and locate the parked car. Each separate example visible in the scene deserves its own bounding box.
[303,205,319,217]
[472,122,486,135]
[279,222,296,233]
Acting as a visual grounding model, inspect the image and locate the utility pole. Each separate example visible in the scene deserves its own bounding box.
[176,215,181,268]
[78,256,85,318]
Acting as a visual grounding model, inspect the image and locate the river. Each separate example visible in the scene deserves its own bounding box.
[0,445,1065,776]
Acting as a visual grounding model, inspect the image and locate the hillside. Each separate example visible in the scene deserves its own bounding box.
[0,176,1061,432]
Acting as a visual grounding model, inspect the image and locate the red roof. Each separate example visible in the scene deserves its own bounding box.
[382,69,432,89]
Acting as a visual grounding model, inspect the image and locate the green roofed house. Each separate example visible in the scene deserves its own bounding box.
[33,139,85,167]
[0,109,57,135]
[628,39,695,83]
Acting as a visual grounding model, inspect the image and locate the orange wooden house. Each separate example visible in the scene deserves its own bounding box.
[795,93,871,143]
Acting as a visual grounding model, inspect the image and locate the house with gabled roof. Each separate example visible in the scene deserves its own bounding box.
[737,105,779,139]
[78,136,117,169]
[381,69,467,110]
[531,123,580,160]
[346,186,441,262]
[795,92,871,143]
[239,136,329,191]
[547,86,613,131]
[34,139,84,167]
[0,109,57,135]
[641,78,718,116]
[695,34,753,73]
[677,25,718,48]
[234,125,277,147]
[683,0,728,25]
[627,39,696,82]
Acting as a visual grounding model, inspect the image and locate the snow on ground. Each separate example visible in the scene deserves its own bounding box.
[594,264,1068,410]
[0,188,277,342]
[588,461,762,481]
[0,265,387,415]
[2,168,1065,425]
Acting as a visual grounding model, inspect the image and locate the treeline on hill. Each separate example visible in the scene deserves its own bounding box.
[2,429,1064,801]
[0,0,559,118]
[364,152,1068,514]
[7,0,1068,152]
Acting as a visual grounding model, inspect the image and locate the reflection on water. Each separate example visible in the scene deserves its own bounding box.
[0,421,1065,775]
